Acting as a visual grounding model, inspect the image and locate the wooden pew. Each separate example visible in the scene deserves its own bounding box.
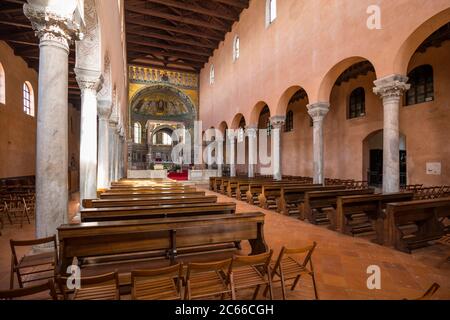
[277,185,347,216]
[57,212,268,273]
[83,195,218,209]
[236,179,269,201]
[386,197,450,253]
[80,202,236,222]
[303,188,376,225]
[246,180,311,206]
[99,190,206,199]
[209,177,216,191]
[109,185,194,191]
[226,178,243,198]
[335,192,415,243]
[257,183,321,209]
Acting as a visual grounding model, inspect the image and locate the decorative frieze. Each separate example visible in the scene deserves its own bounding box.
[129,65,198,90]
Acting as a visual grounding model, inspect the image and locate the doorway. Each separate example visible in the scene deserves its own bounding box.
[363,130,407,188]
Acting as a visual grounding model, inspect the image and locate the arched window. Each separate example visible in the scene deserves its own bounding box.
[23,81,34,116]
[266,0,277,26]
[348,87,365,119]
[133,122,141,144]
[285,110,294,132]
[406,65,434,106]
[233,35,240,61]
[0,63,5,104]
[209,65,215,85]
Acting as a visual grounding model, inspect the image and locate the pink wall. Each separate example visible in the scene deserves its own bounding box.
[0,41,38,179]
[199,0,450,186]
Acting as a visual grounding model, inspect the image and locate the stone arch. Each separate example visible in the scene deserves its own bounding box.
[231,113,246,129]
[394,7,450,75]
[218,121,228,134]
[275,85,310,115]
[249,101,269,125]
[317,57,377,102]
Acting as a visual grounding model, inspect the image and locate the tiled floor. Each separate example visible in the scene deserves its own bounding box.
[1,188,449,300]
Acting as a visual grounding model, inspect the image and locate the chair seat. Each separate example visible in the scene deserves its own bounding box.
[437,235,450,246]
[189,271,230,299]
[233,265,267,289]
[134,278,181,300]
[271,257,311,280]
[73,284,119,300]
[18,252,55,269]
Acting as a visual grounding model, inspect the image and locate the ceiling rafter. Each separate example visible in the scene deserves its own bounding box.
[126,0,249,71]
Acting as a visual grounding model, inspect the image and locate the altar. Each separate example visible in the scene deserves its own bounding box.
[127,169,168,179]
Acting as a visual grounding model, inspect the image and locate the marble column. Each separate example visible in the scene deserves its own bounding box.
[108,120,118,183]
[24,1,82,238]
[119,132,125,179]
[217,137,224,177]
[373,74,410,193]
[307,102,330,185]
[227,131,236,177]
[270,116,286,181]
[246,125,258,178]
[75,68,102,203]
[97,99,112,189]
[114,125,122,179]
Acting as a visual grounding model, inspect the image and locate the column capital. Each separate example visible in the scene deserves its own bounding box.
[307,102,330,122]
[245,124,258,138]
[24,1,83,52]
[75,68,102,92]
[270,115,286,129]
[226,129,237,141]
[97,99,112,120]
[373,74,410,99]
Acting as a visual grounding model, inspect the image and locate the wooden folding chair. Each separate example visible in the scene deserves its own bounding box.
[4,198,30,228]
[268,242,318,300]
[10,235,58,289]
[408,283,440,300]
[232,250,274,300]
[57,271,120,300]
[0,279,58,300]
[22,196,35,220]
[185,258,235,300]
[131,263,183,300]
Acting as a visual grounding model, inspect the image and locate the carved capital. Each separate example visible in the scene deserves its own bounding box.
[97,99,112,119]
[270,115,286,129]
[373,74,410,100]
[307,102,330,122]
[75,68,102,92]
[245,125,258,139]
[23,2,83,51]
[225,129,236,142]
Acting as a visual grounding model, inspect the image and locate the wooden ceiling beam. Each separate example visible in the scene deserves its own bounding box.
[128,54,203,68]
[146,0,238,21]
[212,0,249,9]
[125,15,223,41]
[127,45,208,63]
[127,37,211,57]
[129,62,198,74]
[125,5,229,32]
[0,19,32,29]
[126,28,217,49]
[2,0,26,4]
